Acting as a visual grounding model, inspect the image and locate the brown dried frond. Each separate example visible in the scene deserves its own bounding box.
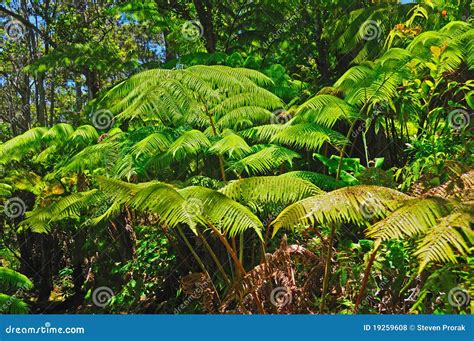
[422,169,474,200]
[180,272,218,313]
[220,236,323,314]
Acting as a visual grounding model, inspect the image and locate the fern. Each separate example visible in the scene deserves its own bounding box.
[280,171,345,191]
[414,209,473,273]
[179,186,263,238]
[219,175,323,207]
[208,130,252,158]
[228,145,301,176]
[0,267,33,291]
[272,185,409,236]
[365,197,453,241]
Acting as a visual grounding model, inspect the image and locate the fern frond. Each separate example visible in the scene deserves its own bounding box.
[414,208,474,272]
[130,132,172,159]
[179,186,263,238]
[366,197,453,240]
[229,145,301,176]
[208,130,252,158]
[296,95,356,128]
[69,125,100,145]
[240,125,288,144]
[220,175,323,208]
[42,123,75,143]
[280,171,345,191]
[271,123,347,151]
[20,190,100,233]
[272,185,409,236]
[166,129,211,161]
[0,267,33,291]
[216,106,273,131]
[0,127,47,163]
[0,294,29,314]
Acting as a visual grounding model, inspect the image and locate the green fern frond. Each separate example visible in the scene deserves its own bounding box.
[166,129,211,161]
[366,197,452,241]
[0,183,12,197]
[179,186,263,238]
[0,267,33,291]
[414,208,474,272]
[69,125,100,145]
[216,106,273,130]
[58,140,120,175]
[208,130,252,158]
[0,294,30,314]
[240,124,288,144]
[280,171,345,191]
[130,132,172,159]
[20,190,100,233]
[0,127,47,163]
[219,175,323,209]
[271,123,347,151]
[229,145,301,176]
[42,123,75,143]
[272,185,409,237]
[96,177,194,229]
[296,94,356,128]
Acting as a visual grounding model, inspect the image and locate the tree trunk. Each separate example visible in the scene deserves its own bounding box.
[193,0,216,52]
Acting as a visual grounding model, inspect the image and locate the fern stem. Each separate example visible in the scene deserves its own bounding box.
[207,223,266,314]
[196,230,231,284]
[239,233,244,268]
[353,242,381,313]
[205,106,227,181]
[320,223,337,313]
[362,130,370,167]
[209,224,245,275]
[177,226,208,274]
[336,121,357,181]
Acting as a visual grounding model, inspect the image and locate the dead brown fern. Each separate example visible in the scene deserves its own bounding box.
[219,236,323,314]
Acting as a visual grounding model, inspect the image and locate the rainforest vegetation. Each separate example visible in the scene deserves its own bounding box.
[0,0,473,315]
